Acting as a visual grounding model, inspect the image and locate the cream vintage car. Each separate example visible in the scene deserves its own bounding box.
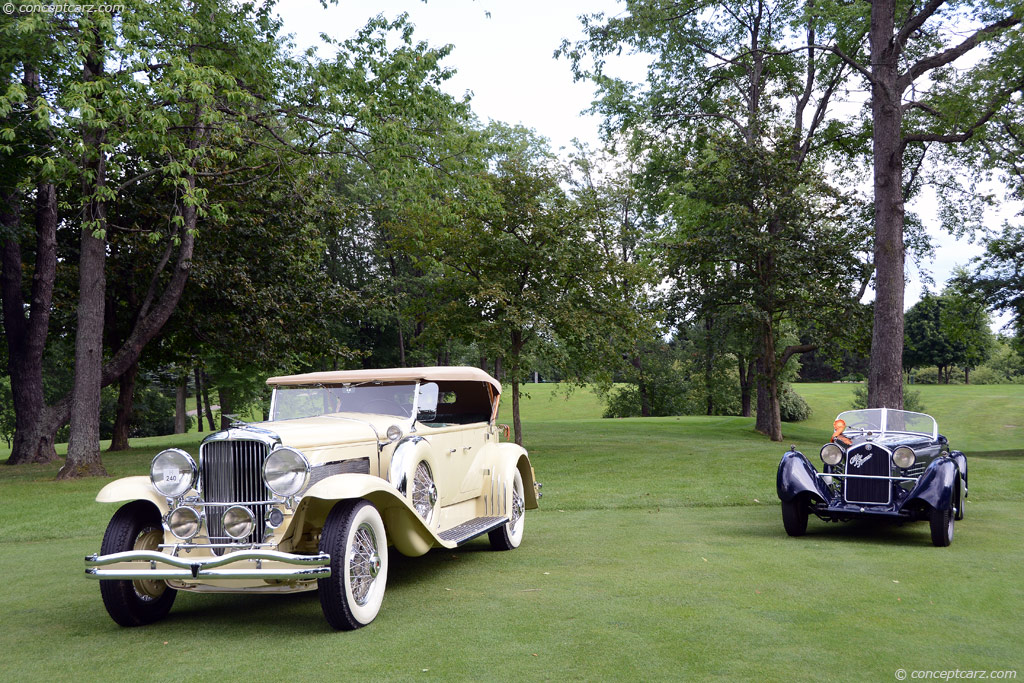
[84,366,539,630]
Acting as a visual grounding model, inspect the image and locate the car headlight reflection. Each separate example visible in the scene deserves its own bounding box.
[892,446,916,469]
[820,443,844,466]
[262,446,310,497]
[168,506,201,540]
[223,506,255,540]
[150,448,197,497]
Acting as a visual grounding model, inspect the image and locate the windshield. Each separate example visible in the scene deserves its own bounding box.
[270,382,423,421]
[835,408,937,439]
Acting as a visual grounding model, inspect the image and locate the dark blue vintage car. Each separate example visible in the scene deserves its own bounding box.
[776,408,967,546]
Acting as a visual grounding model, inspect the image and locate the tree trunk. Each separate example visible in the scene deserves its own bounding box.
[2,183,60,465]
[201,371,215,431]
[754,323,783,441]
[108,362,137,451]
[738,358,754,418]
[964,367,970,384]
[866,0,905,411]
[60,219,109,478]
[511,379,523,446]
[175,381,187,434]
[494,357,503,382]
[219,385,233,430]
[704,317,715,416]
[194,366,204,433]
[59,37,110,480]
[509,332,524,445]
[631,355,651,417]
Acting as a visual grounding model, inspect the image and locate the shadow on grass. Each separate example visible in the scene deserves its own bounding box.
[968,449,1024,459]
[730,506,938,547]
[155,537,505,632]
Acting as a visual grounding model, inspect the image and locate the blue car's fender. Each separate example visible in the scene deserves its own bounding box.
[777,450,833,504]
[902,456,958,512]
[950,450,968,494]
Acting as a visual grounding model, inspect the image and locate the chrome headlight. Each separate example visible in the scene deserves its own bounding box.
[168,506,201,540]
[820,443,844,466]
[222,505,255,540]
[150,448,197,497]
[892,446,916,469]
[387,424,403,442]
[262,446,310,497]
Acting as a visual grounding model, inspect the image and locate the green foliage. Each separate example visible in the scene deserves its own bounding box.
[851,384,926,413]
[778,384,812,422]
[903,289,993,381]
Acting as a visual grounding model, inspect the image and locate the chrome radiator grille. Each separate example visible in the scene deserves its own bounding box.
[200,440,272,551]
[844,445,891,504]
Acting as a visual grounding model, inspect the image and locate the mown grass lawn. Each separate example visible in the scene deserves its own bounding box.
[1,383,1022,681]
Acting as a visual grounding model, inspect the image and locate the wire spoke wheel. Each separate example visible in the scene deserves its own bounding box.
[132,527,167,600]
[410,461,438,524]
[349,522,381,606]
[489,467,526,551]
[99,501,177,627]
[319,500,389,630]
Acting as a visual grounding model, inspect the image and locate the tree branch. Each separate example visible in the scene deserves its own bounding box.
[898,15,1022,92]
[895,0,945,49]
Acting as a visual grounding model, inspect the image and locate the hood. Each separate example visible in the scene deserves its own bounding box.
[214,413,406,452]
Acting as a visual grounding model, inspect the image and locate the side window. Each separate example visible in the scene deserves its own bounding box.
[417,382,439,422]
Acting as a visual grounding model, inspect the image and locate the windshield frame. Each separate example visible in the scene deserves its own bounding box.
[835,408,938,440]
[268,381,422,423]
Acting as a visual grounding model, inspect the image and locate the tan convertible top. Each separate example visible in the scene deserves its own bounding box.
[266,366,502,394]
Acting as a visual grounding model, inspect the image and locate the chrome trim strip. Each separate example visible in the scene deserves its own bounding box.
[86,567,328,581]
[84,549,331,581]
[817,473,918,482]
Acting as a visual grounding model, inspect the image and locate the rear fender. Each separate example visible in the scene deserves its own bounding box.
[777,451,832,504]
[902,457,958,512]
[477,443,538,510]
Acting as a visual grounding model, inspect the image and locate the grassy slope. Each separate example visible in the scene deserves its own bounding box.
[1,383,1022,681]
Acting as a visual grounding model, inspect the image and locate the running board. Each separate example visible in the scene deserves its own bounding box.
[438,516,508,545]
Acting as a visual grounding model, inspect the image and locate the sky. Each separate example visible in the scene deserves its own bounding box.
[276,0,1016,331]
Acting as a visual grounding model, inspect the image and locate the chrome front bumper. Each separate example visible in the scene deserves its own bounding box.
[84,549,331,581]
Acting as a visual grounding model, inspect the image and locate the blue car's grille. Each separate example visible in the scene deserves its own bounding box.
[844,444,891,504]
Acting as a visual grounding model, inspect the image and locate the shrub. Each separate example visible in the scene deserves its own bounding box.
[967,366,1007,385]
[851,385,926,413]
[910,367,940,384]
[779,384,812,422]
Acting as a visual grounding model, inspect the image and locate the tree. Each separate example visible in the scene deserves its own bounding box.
[967,221,1024,351]
[569,0,872,440]
[817,0,1024,408]
[2,6,479,474]
[903,288,993,383]
[394,123,633,445]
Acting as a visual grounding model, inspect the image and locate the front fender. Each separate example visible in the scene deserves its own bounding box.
[902,457,958,512]
[777,451,832,504]
[950,450,968,495]
[95,476,169,511]
[302,473,440,557]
